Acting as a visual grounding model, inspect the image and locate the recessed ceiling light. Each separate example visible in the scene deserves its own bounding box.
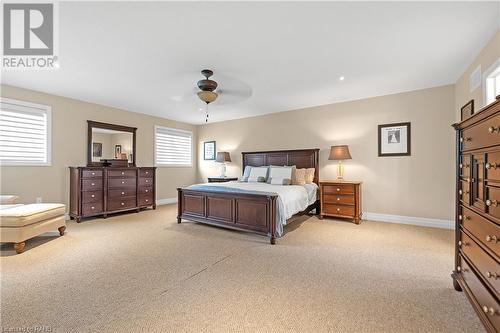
[339,76,345,81]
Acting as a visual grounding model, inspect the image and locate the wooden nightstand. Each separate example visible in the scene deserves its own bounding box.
[319,180,362,224]
[207,177,238,183]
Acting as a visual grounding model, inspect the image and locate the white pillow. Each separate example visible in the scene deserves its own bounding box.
[248,166,268,182]
[241,166,252,182]
[269,166,293,179]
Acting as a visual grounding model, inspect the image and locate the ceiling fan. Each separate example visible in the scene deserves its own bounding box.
[168,69,252,122]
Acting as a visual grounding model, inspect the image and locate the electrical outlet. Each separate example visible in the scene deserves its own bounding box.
[36,197,42,203]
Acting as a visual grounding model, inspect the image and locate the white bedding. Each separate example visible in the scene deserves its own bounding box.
[186,181,318,237]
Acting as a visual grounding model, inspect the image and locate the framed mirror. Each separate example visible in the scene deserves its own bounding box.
[87,120,137,167]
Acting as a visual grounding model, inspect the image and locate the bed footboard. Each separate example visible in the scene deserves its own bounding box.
[177,188,279,244]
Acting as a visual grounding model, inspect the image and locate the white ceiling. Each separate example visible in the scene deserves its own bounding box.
[2,1,499,124]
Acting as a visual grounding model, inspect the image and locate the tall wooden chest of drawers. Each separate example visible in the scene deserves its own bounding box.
[453,96,500,333]
[319,180,362,224]
[69,167,156,222]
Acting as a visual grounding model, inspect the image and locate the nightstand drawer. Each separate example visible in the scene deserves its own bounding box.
[323,194,354,205]
[323,203,355,217]
[322,184,355,195]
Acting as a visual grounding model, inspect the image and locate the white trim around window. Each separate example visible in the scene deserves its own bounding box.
[154,125,193,167]
[483,57,500,107]
[0,98,52,166]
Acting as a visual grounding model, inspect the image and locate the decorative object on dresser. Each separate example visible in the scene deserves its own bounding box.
[208,177,238,183]
[378,122,411,156]
[319,180,362,224]
[461,99,475,121]
[204,140,216,160]
[328,145,352,180]
[216,151,232,177]
[452,95,500,333]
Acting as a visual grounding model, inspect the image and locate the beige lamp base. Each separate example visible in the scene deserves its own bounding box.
[336,161,344,180]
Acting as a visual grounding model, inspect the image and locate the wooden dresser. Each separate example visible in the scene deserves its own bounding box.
[318,180,362,224]
[69,167,156,222]
[452,96,500,333]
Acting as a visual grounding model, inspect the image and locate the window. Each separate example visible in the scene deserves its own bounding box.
[0,98,51,166]
[484,58,500,106]
[154,125,192,167]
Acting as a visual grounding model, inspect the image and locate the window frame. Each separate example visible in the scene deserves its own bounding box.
[0,97,52,167]
[483,57,500,106]
[154,125,193,168]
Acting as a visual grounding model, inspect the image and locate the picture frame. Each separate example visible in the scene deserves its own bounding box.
[460,100,474,121]
[92,142,102,157]
[378,122,411,157]
[115,145,122,158]
[204,141,216,160]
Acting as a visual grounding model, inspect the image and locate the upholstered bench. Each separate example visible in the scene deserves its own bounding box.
[0,203,66,253]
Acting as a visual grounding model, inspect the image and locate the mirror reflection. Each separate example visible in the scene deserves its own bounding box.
[91,128,134,163]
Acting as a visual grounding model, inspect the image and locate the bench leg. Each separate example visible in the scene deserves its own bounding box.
[58,226,66,236]
[14,242,25,254]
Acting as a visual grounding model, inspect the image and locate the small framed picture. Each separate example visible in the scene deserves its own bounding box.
[93,142,102,157]
[378,122,411,157]
[461,100,474,121]
[115,145,122,158]
[204,141,216,160]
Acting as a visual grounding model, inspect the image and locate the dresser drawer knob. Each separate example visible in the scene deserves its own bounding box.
[145,189,149,193]
[458,240,468,247]
[121,192,125,195]
[337,198,340,201]
[91,206,95,210]
[336,188,340,192]
[145,199,149,202]
[146,180,149,183]
[486,271,499,279]
[486,162,498,170]
[488,126,500,134]
[91,172,95,176]
[457,265,468,273]
[121,202,125,206]
[482,306,497,316]
[91,183,95,186]
[486,199,498,207]
[146,171,149,174]
[336,208,340,212]
[121,181,125,184]
[91,194,95,198]
[459,190,469,195]
[460,137,472,142]
[121,171,125,175]
[486,235,498,243]
[459,163,470,169]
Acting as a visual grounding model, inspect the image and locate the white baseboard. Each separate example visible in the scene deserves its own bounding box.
[156,197,178,206]
[363,212,454,230]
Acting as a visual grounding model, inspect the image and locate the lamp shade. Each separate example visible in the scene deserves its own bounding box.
[216,152,232,163]
[329,145,352,160]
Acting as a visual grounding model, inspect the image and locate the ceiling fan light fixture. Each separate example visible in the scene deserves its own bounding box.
[197,90,218,104]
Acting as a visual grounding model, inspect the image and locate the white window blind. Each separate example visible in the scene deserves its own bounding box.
[154,126,192,167]
[484,59,500,106]
[0,98,51,166]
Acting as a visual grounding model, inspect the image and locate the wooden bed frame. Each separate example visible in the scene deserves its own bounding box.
[177,149,320,244]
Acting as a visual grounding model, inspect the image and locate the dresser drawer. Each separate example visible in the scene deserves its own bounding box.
[461,206,500,257]
[323,203,355,217]
[139,168,154,178]
[138,194,154,206]
[323,194,354,205]
[486,151,500,182]
[461,113,500,151]
[322,184,354,195]
[107,169,136,178]
[460,256,500,331]
[460,232,500,295]
[82,202,103,215]
[486,186,500,220]
[460,180,470,205]
[107,197,136,211]
[138,178,153,187]
[108,178,136,188]
[82,169,103,178]
[82,179,103,191]
[460,155,471,177]
[138,186,153,195]
[108,188,136,198]
[82,190,102,204]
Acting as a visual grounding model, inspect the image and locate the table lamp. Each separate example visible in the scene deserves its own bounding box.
[329,145,352,180]
[216,152,231,178]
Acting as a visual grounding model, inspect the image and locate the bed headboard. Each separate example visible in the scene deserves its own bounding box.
[241,149,320,185]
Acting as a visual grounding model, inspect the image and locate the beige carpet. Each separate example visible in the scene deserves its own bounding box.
[0,204,484,333]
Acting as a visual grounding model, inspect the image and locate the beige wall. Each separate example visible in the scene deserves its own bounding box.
[198,85,455,221]
[455,30,500,120]
[0,84,197,205]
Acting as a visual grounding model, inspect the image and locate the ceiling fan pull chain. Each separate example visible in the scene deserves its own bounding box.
[205,103,209,122]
